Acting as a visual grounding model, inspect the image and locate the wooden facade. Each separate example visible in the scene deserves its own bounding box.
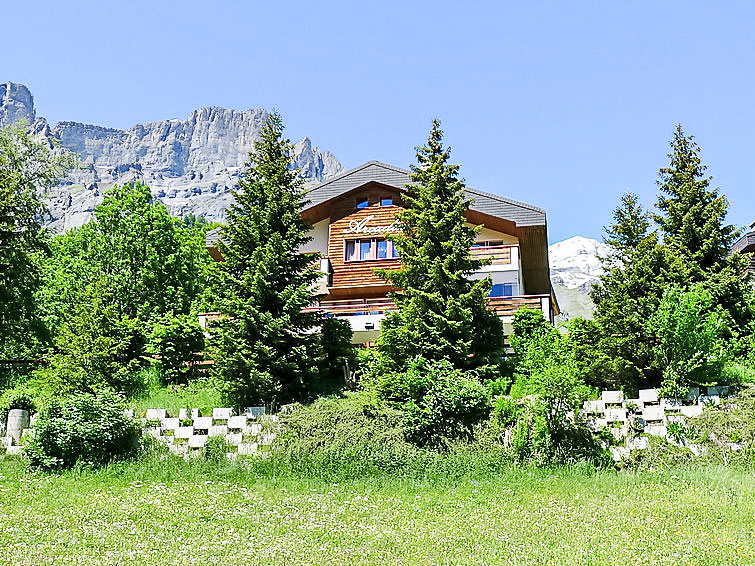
[205,160,557,341]
[326,184,403,294]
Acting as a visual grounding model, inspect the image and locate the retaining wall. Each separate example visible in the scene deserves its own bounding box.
[584,386,731,461]
[0,407,279,459]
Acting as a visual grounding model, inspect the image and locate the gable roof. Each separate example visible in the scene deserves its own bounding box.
[305,161,546,227]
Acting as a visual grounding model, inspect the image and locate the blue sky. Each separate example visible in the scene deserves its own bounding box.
[5,1,755,242]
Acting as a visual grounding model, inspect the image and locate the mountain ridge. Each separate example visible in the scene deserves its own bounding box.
[0,81,343,231]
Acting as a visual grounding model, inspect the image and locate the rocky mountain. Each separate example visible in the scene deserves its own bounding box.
[549,236,610,320]
[0,82,343,231]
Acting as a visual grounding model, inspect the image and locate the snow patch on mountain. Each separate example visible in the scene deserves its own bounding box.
[549,236,610,291]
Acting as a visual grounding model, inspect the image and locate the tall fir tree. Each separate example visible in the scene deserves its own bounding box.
[377,119,505,376]
[210,111,324,407]
[590,191,689,390]
[654,125,752,333]
[654,125,739,275]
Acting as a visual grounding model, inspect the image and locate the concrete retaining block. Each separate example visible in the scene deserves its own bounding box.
[188,436,208,448]
[638,389,659,404]
[699,395,720,406]
[213,408,233,420]
[227,416,247,429]
[584,400,605,414]
[246,423,263,436]
[642,406,664,422]
[686,387,700,402]
[238,444,257,455]
[610,426,628,440]
[162,418,179,430]
[602,391,624,405]
[6,445,22,456]
[144,427,162,438]
[627,436,649,450]
[610,446,630,461]
[1,437,12,448]
[209,425,228,437]
[679,405,703,418]
[193,417,212,430]
[146,409,167,420]
[626,399,643,412]
[7,409,30,445]
[604,408,627,423]
[175,426,194,439]
[661,398,683,410]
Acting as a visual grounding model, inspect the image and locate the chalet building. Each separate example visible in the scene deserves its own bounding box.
[206,161,558,343]
[732,222,755,277]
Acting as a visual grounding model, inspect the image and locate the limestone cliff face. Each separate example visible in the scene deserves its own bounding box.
[0,82,343,231]
[0,82,35,125]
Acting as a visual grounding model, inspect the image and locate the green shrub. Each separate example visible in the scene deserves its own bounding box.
[24,392,140,470]
[147,314,205,385]
[0,388,37,425]
[203,435,228,463]
[649,285,728,398]
[365,357,490,447]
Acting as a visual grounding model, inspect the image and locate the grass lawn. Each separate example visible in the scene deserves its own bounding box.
[1,458,754,565]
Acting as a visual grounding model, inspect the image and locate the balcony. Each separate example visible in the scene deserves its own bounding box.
[470,244,519,272]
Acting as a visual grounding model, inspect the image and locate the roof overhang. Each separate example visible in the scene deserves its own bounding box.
[303,161,547,228]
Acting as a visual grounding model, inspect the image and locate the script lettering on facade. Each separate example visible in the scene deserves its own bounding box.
[343,215,401,235]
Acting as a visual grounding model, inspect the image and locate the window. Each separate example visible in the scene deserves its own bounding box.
[380,196,393,206]
[345,238,398,261]
[474,240,505,247]
[359,240,372,260]
[377,239,389,259]
[489,283,518,297]
[356,198,369,209]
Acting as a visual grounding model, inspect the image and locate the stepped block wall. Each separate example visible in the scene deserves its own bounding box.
[585,386,731,461]
[0,407,278,460]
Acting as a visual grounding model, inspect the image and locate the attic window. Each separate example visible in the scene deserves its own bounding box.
[380,197,392,206]
[356,199,369,210]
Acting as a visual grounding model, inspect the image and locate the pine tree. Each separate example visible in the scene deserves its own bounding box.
[210,112,324,407]
[377,120,504,376]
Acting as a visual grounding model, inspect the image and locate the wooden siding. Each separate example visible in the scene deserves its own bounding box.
[328,187,403,289]
[487,296,545,316]
[470,245,513,265]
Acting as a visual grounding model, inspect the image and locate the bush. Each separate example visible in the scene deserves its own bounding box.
[24,392,140,470]
[365,357,490,447]
[147,314,205,385]
[490,396,610,466]
[316,317,355,393]
[649,284,727,398]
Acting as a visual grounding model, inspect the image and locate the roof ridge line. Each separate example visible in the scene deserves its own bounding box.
[464,186,545,214]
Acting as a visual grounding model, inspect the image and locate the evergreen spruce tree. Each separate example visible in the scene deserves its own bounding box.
[590,192,687,390]
[654,125,740,275]
[211,112,324,407]
[377,120,505,376]
[654,125,752,332]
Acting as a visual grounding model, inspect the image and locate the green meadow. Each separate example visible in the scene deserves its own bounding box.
[1,457,754,565]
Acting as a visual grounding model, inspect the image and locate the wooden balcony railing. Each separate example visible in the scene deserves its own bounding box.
[470,245,515,265]
[304,294,549,318]
[487,295,547,316]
